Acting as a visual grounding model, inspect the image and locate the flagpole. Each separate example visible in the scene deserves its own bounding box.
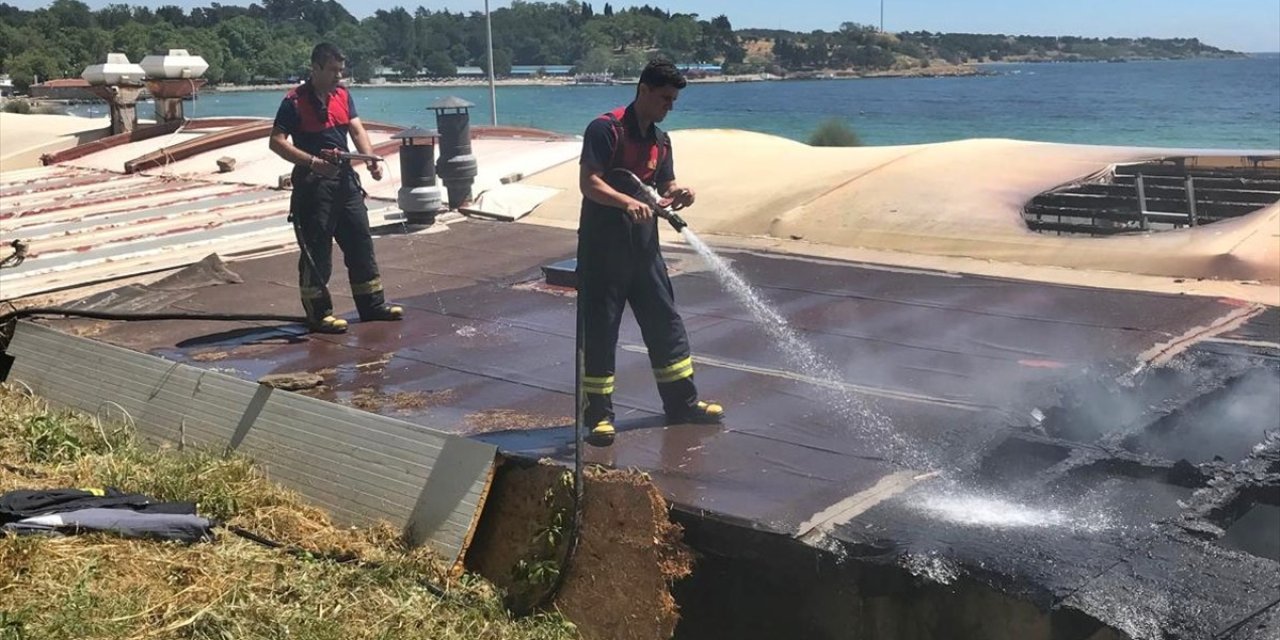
[485,0,497,125]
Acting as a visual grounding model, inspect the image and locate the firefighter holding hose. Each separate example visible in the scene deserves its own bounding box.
[576,60,724,440]
[268,42,402,334]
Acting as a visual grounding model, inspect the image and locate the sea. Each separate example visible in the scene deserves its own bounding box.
[70,56,1280,150]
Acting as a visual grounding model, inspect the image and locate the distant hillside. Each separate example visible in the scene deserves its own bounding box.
[0,1,1244,92]
[738,26,1242,74]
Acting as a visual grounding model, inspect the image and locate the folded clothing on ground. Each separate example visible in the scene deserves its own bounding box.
[0,487,213,543]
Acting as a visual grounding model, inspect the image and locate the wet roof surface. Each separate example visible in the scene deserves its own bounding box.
[49,219,1279,637]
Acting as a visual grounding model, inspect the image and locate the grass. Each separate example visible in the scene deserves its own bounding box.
[0,384,579,640]
[807,118,863,147]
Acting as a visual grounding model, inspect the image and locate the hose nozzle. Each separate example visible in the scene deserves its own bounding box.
[658,209,687,232]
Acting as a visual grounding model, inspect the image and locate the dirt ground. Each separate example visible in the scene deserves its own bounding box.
[467,461,693,640]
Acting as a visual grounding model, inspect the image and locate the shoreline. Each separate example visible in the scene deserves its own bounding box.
[198,55,1256,93]
[206,64,985,92]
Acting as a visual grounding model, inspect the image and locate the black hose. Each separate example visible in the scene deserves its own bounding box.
[225,524,447,598]
[513,281,588,617]
[0,307,307,325]
[541,285,588,606]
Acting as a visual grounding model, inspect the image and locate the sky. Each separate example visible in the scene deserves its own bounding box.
[7,0,1280,52]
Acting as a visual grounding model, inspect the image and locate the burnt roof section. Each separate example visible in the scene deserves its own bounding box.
[1025,158,1280,237]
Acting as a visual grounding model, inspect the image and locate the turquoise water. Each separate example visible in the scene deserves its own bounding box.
[77,56,1280,149]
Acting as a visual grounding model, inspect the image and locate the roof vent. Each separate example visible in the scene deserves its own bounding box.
[140,49,209,80]
[81,53,145,86]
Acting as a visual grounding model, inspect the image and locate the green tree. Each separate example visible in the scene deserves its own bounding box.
[656,15,698,54]
[424,50,456,77]
[47,0,93,30]
[155,4,187,26]
[0,23,21,68]
[94,4,132,30]
[609,49,648,77]
[574,46,612,74]
[350,58,375,83]
[222,57,250,84]
[491,48,514,76]
[396,55,421,78]
[7,49,65,91]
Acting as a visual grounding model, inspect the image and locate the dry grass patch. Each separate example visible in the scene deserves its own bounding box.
[0,384,578,640]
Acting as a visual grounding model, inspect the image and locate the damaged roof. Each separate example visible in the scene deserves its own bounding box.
[3,119,1278,638]
[34,219,1279,639]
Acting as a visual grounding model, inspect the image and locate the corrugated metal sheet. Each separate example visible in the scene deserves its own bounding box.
[0,165,399,299]
[5,321,496,568]
[1,120,576,301]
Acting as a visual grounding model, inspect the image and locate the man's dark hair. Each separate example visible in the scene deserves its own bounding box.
[638,60,687,90]
[311,42,346,67]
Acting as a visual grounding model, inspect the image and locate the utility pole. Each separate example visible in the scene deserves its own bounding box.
[880,0,884,32]
[485,0,497,125]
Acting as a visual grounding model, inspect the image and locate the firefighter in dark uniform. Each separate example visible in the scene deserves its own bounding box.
[268,42,402,334]
[577,60,724,439]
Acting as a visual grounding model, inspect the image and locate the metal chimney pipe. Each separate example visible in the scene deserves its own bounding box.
[431,96,479,210]
[392,126,445,225]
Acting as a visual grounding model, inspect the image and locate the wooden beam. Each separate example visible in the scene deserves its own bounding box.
[40,120,183,166]
[124,120,274,174]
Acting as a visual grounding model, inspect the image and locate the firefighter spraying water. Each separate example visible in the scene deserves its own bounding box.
[574,60,725,444]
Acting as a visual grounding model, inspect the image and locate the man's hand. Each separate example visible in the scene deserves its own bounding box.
[310,154,339,178]
[368,161,383,181]
[668,186,696,210]
[625,198,653,222]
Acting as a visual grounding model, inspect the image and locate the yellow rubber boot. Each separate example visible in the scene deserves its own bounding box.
[310,315,348,334]
[590,419,616,438]
[667,400,724,424]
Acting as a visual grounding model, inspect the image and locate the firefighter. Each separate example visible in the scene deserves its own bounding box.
[577,60,724,439]
[268,42,402,334]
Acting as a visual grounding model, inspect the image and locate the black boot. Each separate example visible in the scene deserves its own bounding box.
[666,400,724,425]
[360,303,403,322]
[308,314,348,334]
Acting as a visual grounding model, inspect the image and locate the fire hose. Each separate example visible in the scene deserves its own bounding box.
[606,168,689,232]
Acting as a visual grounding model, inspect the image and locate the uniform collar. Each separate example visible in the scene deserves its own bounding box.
[302,80,339,106]
[623,103,658,141]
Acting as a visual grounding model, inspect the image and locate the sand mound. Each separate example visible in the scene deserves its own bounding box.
[0,113,110,171]
[523,130,1279,283]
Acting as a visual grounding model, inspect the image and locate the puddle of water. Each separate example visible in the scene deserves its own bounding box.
[681,229,927,467]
